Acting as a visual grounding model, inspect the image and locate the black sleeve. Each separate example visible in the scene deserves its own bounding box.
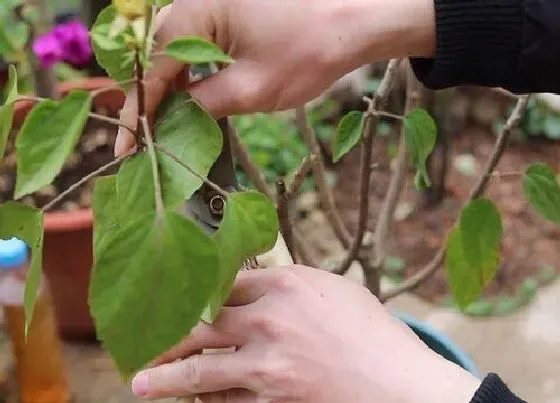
[471,374,527,403]
[410,0,560,94]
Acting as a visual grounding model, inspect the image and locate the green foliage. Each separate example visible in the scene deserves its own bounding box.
[515,98,560,140]
[0,64,17,163]
[403,108,437,186]
[15,91,92,198]
[165,36,235,65]
[92,176,118,249]
[459,199,503,269]
[0,202,43,334]
[233,113,310,187]
[445,199,502,310]
[154,93,223,208]
[203,192,279,321]
[0,1,28,55]
[90,211,221,376]
[117,153,155,220]
[522,163,560,223]
[332,111,363,162]
[445,226,500,310]
[91,6,135,82]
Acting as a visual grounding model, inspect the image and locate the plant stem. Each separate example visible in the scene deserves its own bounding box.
[136,49,146,146]
[154,144,229,198]
[229,123,274,199]
[334,59,402,278]
[296,106,351,247]
[372,65,419,271]
[41,154,130,212]
[142,116,164,215]
[286,154,317,200]
[88,113,136,133]
[276,180,295,261]
[371,110,405,121]
[380,95,531,302]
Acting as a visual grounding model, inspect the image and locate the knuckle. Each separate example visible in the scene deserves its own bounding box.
[269,270,301,292]
[250,315,282,340]
[248,354,299,391]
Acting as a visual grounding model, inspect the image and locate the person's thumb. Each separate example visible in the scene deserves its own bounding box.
[189,62,269,119]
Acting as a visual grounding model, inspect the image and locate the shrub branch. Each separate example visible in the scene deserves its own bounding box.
[380,95,531,301]
[334,58,402,277]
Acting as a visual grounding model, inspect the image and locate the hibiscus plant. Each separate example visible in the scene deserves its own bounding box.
[1,0,560,381]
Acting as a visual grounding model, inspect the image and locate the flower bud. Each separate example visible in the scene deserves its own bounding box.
[113,0,146,20]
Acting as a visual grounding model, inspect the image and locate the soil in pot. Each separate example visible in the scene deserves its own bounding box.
[0,107,119,340]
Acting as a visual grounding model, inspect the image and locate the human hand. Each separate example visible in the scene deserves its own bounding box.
[130,266,480,402]
[116,0,435,155]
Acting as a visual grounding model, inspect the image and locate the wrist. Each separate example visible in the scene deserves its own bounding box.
[318,0,436,72]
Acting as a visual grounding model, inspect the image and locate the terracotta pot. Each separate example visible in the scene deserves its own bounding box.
[13,77,125,340]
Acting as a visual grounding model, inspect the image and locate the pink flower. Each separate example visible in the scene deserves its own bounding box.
[32,32,63,69]
[53,20,92,67]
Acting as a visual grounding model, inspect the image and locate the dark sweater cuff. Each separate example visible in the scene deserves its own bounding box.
[471,373,527,403]
[410,0,524,91]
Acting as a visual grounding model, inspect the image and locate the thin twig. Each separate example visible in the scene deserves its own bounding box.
[296,106,351,246]
[372,110,405,121]
[41,154,130,212]
[228,123,274,199]
[372,65,419,272]
[88,112,135,133]
[135,49,146,147]
[154,143,229,198]
[491,171,524,179]
[276,180,295,261]
[380,95,531,302]
[142,116,164,214]
[286,154,317,200]
[334,59,403,277]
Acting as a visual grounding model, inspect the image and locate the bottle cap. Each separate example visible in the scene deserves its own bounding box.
[0,237,29,270]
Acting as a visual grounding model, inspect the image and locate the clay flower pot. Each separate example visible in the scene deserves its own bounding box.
[13,77,125,340]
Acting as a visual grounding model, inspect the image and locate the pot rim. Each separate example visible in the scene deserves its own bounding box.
[11,77,121,231]
[45,209,93,232]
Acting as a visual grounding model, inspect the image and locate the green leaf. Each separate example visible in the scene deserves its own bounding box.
[0,16,28,54]
[91,6,135,82]
[154,93,223,208]
[150,0,173,6]
[1,64,17,162]
[92,175,119,250]
[15,91,92,198]
[459,199,503,268]
[414,170,429,191]
[332,111,363,163]
[90,211,220,376]
[0,202,44,334]
[522,163,560,223]
[165,36,235,65]
[445,227,500,310]
[464,299,493,317]
[404,108,437,186]
[116,152,155,221]
[203,192,279,322]
[494,296,521,316]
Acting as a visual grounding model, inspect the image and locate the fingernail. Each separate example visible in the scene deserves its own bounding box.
[131,372,149,397]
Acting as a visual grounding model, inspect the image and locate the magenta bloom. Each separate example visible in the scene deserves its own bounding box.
[32,32,63,69]
[53,20,93,67]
